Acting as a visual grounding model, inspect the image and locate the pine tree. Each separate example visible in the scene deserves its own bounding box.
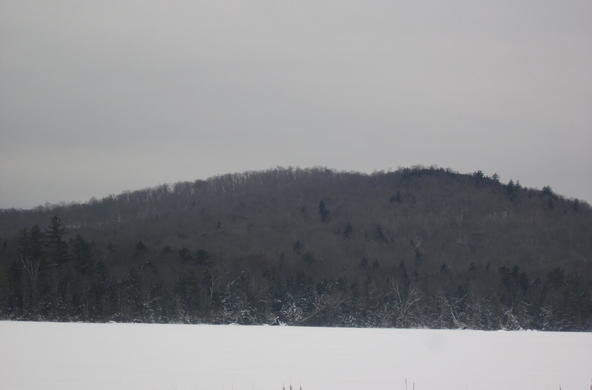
[318,200,330,223]
[343,223,353,239]
[16,226,46,313]
[70,235,93,275]
[45,216,68,265]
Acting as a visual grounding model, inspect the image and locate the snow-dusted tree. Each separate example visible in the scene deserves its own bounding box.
[16,226,45,314]
[389,280,421,327]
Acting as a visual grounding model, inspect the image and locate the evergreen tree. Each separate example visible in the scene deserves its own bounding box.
[70,235,93,275]
[45,216,68,265]
[343,223,353,239]
[318,200,330,223]
[16,226,46,314]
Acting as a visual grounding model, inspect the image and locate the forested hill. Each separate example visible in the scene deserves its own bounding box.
[1,167,591,330]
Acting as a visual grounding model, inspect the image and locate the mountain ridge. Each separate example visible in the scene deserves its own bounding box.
[1,166,591,330]
[1,165,589,212]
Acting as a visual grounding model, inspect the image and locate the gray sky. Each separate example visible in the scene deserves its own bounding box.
[1,0,591,208]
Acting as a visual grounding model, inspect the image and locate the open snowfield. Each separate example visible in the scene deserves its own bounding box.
[0,321,590,390]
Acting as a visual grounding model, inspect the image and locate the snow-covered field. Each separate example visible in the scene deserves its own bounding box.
[0,321,590,390]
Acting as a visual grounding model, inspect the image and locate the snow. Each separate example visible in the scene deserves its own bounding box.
[0,321,590,390]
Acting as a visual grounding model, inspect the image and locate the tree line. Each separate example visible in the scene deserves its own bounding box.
[0,167,591,330]
[1,218,590,330]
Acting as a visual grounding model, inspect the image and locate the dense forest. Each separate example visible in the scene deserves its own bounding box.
[0,167,591,330]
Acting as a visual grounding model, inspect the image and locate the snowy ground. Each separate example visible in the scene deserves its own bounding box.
[0,321,590,390]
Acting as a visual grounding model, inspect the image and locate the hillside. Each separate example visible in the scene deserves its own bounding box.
[1,167,591,330]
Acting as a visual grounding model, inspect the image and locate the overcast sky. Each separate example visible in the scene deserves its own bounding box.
[1,0,591,208]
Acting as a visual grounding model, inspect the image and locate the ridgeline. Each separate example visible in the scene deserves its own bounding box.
[1,167,591,330]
